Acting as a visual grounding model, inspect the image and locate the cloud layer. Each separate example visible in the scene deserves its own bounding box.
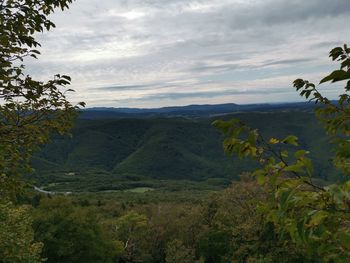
[26,0,350,107]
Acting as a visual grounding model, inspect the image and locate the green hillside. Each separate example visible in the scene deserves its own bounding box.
[29,110,343,192]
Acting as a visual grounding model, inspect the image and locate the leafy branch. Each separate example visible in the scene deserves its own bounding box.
[214,44,350,261]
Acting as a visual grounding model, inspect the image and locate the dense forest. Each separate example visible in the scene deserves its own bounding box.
[30,110,340,193]
[1,1,350,263]
[23,179,306,262]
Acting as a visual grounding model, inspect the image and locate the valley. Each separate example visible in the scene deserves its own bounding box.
[29,104,342,193]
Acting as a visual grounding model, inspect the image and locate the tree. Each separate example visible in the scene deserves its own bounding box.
[214,45,350,262]
[165,239,196,263]
[115,211,151,262]
[33,198,118,263]
[0,0,84,200]
[0,1,83,261]
[200,177,304,262]
[0,202,42,263]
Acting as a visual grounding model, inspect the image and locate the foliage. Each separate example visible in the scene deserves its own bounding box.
[0,0,84,200]
[214,45,350,262]
[293,45,350,174]
[199,178,304,262]
[0,202,42,263]
[165,239,197,263]
[30,179,310,263]
[33,197,118,263]
[0,1,84,262]
[114,211,152,262]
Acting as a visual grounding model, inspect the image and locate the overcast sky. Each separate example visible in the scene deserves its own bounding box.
[26,0,350,108]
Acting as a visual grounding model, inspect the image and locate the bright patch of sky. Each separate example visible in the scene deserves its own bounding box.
[26,0,350,108]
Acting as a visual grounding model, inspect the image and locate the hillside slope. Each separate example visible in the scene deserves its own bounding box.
[30,110,342,191]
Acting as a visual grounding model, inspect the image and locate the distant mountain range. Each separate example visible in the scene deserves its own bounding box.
[80,102,315,119]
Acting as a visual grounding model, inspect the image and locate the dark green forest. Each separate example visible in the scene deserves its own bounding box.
[30,110,340,193]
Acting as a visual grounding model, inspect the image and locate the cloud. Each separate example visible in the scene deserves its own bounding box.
[122,87,290,101]
[25,0,350,107]
[260,58,315,67]
[92,84,154,91]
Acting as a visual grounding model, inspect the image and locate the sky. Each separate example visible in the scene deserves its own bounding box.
[26,0,350,108]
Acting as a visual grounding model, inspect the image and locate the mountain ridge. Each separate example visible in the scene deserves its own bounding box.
[80,102,315,119]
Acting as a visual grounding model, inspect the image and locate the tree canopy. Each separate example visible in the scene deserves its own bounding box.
[0,0,84,200]
[0,1,83,261]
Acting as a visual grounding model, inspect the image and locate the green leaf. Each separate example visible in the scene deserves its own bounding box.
[320,70,350,84]
[301,157,314,176]
[339,233,350,250]
[257,174,265,185]
[281,150,289,158]
[282,135,298,146]
[284,163,304,173]
[294,150,309,158]
[308,211,328,227]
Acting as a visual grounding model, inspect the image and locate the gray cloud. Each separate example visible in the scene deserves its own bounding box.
[191,63,240,73]
[139,88,290,101]
[261,58,315,67]
[223,0,350,31]
[26,0,350,107]
[92,84,155,91]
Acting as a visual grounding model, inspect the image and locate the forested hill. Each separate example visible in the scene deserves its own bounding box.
[30,108,343,192]
[79,102,315,119]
